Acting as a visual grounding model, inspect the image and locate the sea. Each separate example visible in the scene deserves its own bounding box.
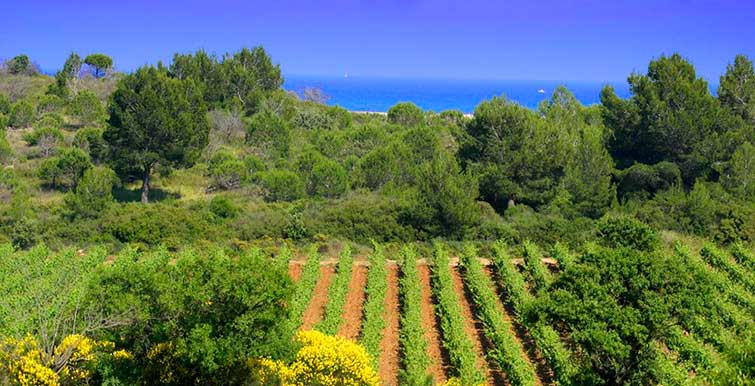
[283,75,633,113]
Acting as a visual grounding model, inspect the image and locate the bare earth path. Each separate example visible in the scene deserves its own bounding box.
[418,263,450,384]
[449,267,507,386]
[379,263,400,386]
[301,266,335,330]
[339,265,368,339]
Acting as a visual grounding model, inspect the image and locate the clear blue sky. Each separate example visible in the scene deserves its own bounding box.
[3,0,754,82]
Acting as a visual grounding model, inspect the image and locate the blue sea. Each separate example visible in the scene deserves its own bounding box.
[284,75,632,113]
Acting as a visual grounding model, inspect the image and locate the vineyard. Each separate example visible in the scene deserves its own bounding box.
[286,239,755,386]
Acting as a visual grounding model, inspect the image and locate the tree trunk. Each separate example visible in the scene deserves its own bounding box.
[141,169,150,204]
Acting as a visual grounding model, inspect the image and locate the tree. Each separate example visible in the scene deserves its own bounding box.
[537,246,711,385]
[387,102,424,127]
[64,166,117,218]
[260,169,305,202]
[721,141,755,199]
[68,90,106,126]
[105,66,209,203]
[25,126,64,157]
[462,96,567,210]
[412,152,480,238]
[6,55,37,76]
[62,52,82,81]
[56,147,92,190]
[245,109,291,160]
[207,150,247,190]
[602,54,729,182]
[718,54,755,125]
[83,54,113,78]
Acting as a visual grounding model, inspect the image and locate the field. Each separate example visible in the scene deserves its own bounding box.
[285,240,755,386]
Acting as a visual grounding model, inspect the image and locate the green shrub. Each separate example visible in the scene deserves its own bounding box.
[102,203,218,249]
[207,150,247,190]
[0,94,10,115]
[9,100,35,128]
[260,169,305,202]
[209,195,238,219]
[246,110,291,159]
[72,127,108,163]
[387,102,424,127]
[63,166,117,219]
[596,215,658,251]
[69,90,106,126]
[24,125,64,147]
[34,112,64,129]
[36,94,63,114]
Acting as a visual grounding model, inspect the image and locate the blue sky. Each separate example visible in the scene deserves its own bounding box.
[3,0,754,82]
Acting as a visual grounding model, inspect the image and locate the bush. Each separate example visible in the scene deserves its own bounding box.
[0,94,10,115]
[616,161,681,200]
[90,247,295,385]
[35,112,64,129]
[246,110,291,159]
[72,127,108,163]
[209,195,238,219]
[26,125,64,158]
[9,100,35,128]
[387,102,424,127]
[102,203,218,248]
[251,330,380,386]
[260,169,305,202]
[596,215,658,251]
[207,150,247,190]
[36,94,63,114]
[64,166,117,219]
[0,128,11,162]
[68,90,106,126]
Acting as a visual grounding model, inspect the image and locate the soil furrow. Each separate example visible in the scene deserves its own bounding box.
[418,263,450,384]
[379,264,400,386]
[338,265,368,339]
[300,266,335,330]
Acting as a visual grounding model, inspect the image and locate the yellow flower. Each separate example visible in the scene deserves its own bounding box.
[250,330,380,386]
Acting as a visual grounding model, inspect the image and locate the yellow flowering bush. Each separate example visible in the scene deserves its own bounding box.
[0,335,59,386]
[54,334,115,384]
[1,334,125,386]
[251,330,380,386]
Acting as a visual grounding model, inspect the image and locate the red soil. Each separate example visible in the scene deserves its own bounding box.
[449,267,506,386]
[300,266,335,330]
[338,265,368,340]
[379,263,400,386]
[288,263,303,282]
[418,263,450,384]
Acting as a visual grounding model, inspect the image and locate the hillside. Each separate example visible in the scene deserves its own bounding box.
[0,49,754,385]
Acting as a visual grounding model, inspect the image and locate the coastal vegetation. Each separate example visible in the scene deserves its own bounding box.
[0,48,754,385]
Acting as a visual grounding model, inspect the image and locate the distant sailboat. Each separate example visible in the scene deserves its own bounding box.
[537,88,545,94]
